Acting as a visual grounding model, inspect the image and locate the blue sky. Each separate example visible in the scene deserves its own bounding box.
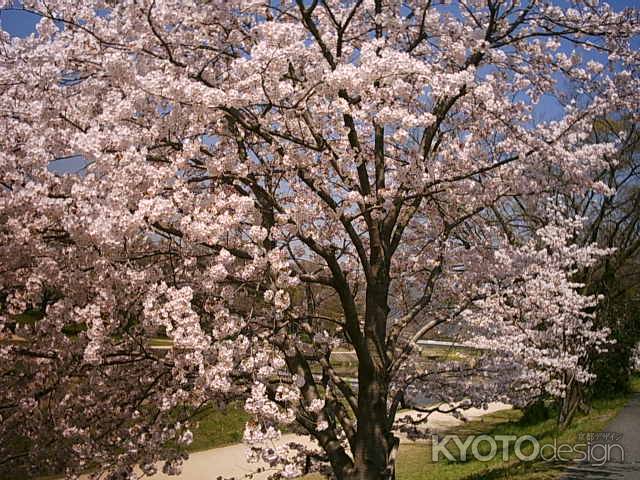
[2,2,635,123]
[2,0,637,175]
[2,1,639,38]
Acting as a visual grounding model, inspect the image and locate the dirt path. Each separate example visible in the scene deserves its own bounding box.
[138,402,511,480]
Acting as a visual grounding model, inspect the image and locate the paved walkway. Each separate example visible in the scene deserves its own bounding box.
[563,394,640,479]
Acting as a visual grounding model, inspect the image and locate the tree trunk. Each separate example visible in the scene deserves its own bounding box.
[352,364,392,480]
[350,268,397,480]
[558,377,582,430]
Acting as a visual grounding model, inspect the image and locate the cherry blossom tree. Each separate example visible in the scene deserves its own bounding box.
[487,117,640,411]
[633,344,640,371]
[566,118,640,396]
[462,203,614,428]
[1,1,638,479]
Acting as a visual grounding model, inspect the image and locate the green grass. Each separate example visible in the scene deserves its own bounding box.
[187,405,250,452]
[394,376,640,480]
[148,337,174,347]
[25,406,249,480]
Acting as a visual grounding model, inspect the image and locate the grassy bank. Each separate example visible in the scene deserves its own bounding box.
[187,405,250,452]
[395,375,640,480]
[190,376,639,478]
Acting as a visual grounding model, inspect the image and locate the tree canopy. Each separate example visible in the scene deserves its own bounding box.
[0,1,639,479]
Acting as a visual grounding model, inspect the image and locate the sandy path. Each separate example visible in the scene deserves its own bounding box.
[136,402,511,480]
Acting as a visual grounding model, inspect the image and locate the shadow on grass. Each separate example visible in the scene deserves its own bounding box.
[397,379,639,480]
[458,460,565,480]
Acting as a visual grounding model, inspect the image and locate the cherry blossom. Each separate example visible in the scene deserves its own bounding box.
[0,1,638,479]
